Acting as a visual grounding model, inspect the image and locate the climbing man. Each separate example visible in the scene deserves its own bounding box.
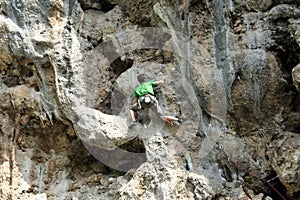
[129,74,164,127]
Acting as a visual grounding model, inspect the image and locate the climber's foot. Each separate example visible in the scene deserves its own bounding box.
[128,121,137,129]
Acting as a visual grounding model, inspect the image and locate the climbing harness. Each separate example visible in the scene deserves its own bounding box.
[138,94,156,109]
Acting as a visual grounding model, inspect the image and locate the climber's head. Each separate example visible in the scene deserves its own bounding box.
[137,74,149,83]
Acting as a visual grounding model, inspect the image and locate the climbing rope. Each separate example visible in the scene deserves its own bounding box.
[215,144,287,200]
[162,117,287,200]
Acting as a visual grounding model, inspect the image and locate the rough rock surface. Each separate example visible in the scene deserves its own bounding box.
[292,64,300,92]
[0,0,299,200]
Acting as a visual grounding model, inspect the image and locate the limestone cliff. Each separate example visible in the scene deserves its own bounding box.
[0,0,299,199]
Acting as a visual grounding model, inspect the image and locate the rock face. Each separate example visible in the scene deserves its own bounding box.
[0,0,299,200]
[292,64,300,92]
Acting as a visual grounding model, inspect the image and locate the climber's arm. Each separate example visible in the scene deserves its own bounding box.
[132,97,138,103]
[155,75,166,86]
[155,73,165,85]
[132,90,139,103]
[155,79,164,85]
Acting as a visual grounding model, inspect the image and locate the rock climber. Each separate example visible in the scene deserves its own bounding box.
[129,74,164,127]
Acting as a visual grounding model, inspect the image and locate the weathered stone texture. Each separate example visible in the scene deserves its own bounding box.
[292,64,300,92]
[0,0,299,199]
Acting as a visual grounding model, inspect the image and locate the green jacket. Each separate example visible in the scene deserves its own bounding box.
[132,80,156,98]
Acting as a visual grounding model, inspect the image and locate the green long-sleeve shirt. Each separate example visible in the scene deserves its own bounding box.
[132,80,157,98]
